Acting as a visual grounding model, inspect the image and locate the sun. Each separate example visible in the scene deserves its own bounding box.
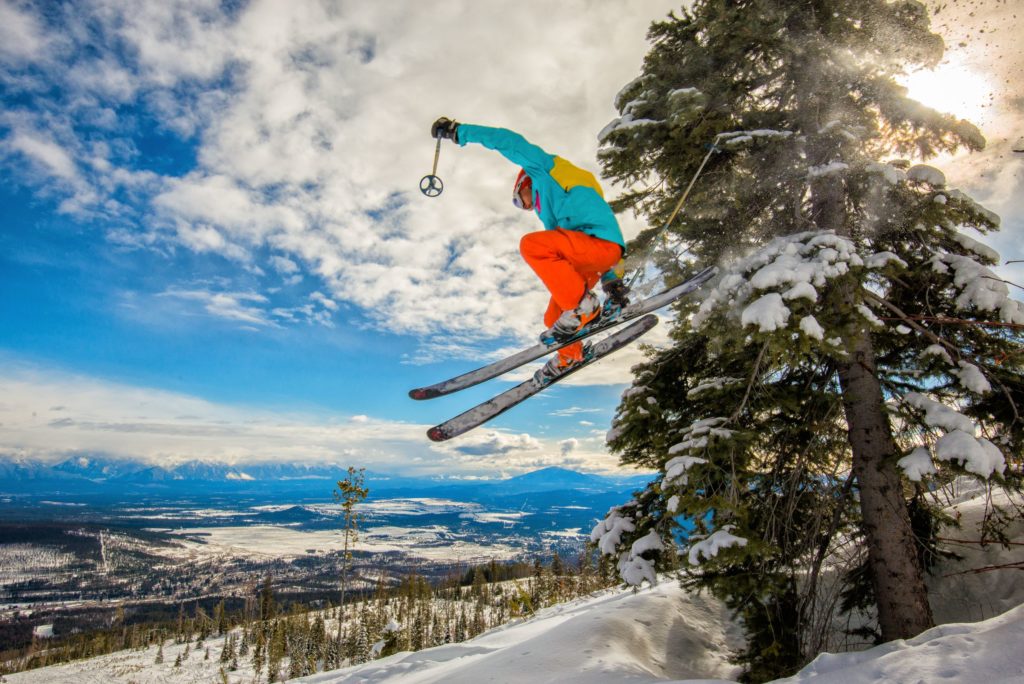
[898,56,992,124]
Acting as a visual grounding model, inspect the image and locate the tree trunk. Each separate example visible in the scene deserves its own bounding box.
[815,177,934,640]
[798,48,935,636]
[836,323,935,640]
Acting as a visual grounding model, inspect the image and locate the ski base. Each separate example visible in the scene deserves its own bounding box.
[427,315,659,442]
[410,266,715,400]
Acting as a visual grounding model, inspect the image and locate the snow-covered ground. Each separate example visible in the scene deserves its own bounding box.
[303,599,1024,684]
[774,604,1024,683]
[6,482,1021,684]
[297,582,742,684]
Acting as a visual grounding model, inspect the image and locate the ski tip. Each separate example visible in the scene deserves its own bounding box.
[427,426,449,442]
[409,387,438,401]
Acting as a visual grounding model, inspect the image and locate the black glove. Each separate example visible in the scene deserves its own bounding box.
[431,117,459,142]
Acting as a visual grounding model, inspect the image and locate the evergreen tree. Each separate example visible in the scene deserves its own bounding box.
[551,552,567,600]
[595,0,1022,679]
[238,628,249,658]
[379,618,403,658]
[195,606,212,642]
[267,621,285,682]
[260,574,276,622]
[252,626,266,681]
[220,633,235,664]
[311,614,327,670]
[174,604,185,643]
[334,467,369,617]
[354,623,369,665]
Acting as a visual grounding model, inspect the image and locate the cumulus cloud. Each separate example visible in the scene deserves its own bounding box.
[7,131,80,181]
[0,0,675,356]
[0,2,50,62]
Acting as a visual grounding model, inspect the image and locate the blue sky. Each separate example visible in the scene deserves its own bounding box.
[1,0,1021,478]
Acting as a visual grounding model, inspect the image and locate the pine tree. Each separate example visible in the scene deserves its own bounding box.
[595,0,1022,679]
[238,628,249,658]
[220,633,234,663]
[353,623,369,665]
[334,467,369,618]
[311,614,327,671]
[551,552,566,600]
[260,574,276,622]
[175,606,185,643]
[195,605,211,642]
[379,618,402,658]
[252,625,266,681]
[267,621,285,682]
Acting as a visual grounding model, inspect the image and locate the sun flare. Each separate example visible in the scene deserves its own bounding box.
[898,57,992,124]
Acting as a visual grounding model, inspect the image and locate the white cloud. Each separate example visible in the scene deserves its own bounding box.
[0,2,49,62]
[270,255,300,274]
[0,361,629,476]
[161,288,278,327]
[450,431,542,457]
[9,0,1015,397]
[310,291,338,311]
[551,407,604,417]
[0,0,678,356]
[156,284,343,330]
[7,131,79,181]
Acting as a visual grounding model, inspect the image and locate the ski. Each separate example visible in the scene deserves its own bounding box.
[427,315,659,442]
[410,266,716,400]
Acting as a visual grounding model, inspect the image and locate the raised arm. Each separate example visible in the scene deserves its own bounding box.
[456,124,555,176]
[431,117,555,176]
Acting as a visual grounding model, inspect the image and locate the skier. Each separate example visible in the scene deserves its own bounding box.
[430,117,629,382]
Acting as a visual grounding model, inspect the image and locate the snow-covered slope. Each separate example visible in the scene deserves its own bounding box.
[298,582,742,684]
[775,604,1024,684]
[300,600,1024,684]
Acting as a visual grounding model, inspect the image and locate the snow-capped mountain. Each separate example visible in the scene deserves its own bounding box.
[0,456,650,498]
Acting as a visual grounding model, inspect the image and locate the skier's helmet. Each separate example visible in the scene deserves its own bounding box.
[512,169,532,209]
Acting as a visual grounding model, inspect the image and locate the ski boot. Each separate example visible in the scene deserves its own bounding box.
[600,261,631,321]
[539,291,602,346]
[534,343,593,385]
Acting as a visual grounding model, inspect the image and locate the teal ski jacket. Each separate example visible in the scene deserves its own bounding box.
[457,124,626,252]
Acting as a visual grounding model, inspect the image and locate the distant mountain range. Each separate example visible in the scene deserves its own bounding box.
[0,455,651,499]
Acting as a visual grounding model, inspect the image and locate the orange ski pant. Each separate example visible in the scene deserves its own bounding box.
[519,228,622,362]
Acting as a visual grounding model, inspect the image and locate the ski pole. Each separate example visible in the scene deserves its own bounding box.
[663,135,723,229]
[420,137,444,197]
[624,134,723,288]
